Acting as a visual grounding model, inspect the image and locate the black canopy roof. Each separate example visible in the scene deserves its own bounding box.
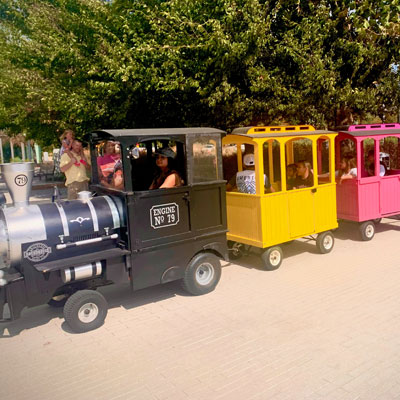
[92,127,225,138]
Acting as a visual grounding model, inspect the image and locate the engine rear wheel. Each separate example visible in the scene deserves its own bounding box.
[182,253,221,296]
[359,221,375,241]
[316,231,335,254]
[63,290,108,333]
[261,246,283,271]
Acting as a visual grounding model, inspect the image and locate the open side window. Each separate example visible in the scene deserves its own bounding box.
[93,140,124,190]
[285,138,314,190]
[316,137,331,185]
[379,136,400,175]
[223,142,260,194]
[361,138,376,178]
[130,139,186,191]
[263,140,281,193]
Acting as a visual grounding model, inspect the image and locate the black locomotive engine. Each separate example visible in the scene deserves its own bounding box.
[0,128,228,333]
[0,162,129,331]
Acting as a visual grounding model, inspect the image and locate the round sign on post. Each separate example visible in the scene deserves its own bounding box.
[15,174,28,186]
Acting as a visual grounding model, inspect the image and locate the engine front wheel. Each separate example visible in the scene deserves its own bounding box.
[63,290,108,333]
[182,253,221,296]
[261,246,283,271]
[316,231,335,254]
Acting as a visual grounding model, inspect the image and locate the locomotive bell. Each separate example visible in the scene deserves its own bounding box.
[1,162,34,207]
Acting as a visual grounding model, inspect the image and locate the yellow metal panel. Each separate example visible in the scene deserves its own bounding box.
[287,189,315,237]
[268,140,274,184]
[314,184,338,232]
[226,193,263,247]
[254,143,263,195]
[245,125,315,135]
[286,141,294,164]
[260,192,290,247]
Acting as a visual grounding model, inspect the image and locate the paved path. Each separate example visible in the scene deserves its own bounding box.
[1,219,400,400]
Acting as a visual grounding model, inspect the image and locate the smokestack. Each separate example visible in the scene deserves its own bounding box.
[1,162,34,207]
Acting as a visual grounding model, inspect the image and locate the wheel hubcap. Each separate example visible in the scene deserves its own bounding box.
[269,250,281,266]
[78,303,99,323]
[196,262,215,285]
[323,235,333,250]
[366,225,374,238]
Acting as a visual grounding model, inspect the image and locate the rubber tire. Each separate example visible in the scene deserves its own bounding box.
[359,221,375,241]
[182,253,221,296]
[48,294,69,308]
[261,246,283,271]
[316,231,335,254]
[228,241,244,260]
[63,290,108,333]
[373,218,382,224]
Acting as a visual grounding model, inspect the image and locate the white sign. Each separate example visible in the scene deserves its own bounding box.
[24,243,52,262]
[150,202,180,229]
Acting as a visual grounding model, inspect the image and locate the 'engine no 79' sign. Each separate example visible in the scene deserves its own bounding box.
[150,202,180,229]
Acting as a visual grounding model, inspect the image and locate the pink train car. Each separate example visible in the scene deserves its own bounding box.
[335,124,400,240]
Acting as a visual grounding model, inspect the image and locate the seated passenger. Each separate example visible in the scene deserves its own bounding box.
[293,160,314,188]
[100,160,124,190]
[366,150,385,177]
[286,163,297,190]
[97,141,120,185]
[226,153,274,194]
[336,156,357,183]
[149,147,183,189]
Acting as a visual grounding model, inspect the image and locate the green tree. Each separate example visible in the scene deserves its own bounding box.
[0,0,399,146]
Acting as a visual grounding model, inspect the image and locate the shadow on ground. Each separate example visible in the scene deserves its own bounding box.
[0,272,228,337]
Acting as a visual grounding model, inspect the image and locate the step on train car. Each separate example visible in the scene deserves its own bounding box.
[0,128,228,332]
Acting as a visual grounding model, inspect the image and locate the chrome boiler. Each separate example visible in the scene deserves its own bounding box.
[0,163,125,270]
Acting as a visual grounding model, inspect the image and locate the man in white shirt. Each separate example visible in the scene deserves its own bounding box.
[60,140,90,200]
[227,153,274,194]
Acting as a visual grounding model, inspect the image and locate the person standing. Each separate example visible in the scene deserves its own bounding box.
[60,140,90,200]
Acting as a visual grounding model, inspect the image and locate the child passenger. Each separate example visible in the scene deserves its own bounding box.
[336,156,357,183]
[59,129,75,160]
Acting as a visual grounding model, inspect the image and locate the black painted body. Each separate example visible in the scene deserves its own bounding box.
[0,128,228,322]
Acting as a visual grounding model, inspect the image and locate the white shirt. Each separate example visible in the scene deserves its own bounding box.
[335,168,357,178]
[236,170,268,194]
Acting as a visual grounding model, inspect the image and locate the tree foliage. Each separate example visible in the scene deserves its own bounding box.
[0,0,399,145]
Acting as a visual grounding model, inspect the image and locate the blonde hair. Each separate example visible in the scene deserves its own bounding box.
[60,129,75,142]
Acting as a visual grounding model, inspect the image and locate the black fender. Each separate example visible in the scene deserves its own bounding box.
[202,241,229,261]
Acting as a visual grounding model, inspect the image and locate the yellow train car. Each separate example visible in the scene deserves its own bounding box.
[223,125,338,269]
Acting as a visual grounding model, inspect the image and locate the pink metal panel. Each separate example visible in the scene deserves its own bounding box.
[336,179,359,220]
[348,124,400,131]
[380,175,400,215]
[358,179,380,221]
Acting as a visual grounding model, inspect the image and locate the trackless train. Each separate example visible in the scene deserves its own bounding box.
[0,123,399,332]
